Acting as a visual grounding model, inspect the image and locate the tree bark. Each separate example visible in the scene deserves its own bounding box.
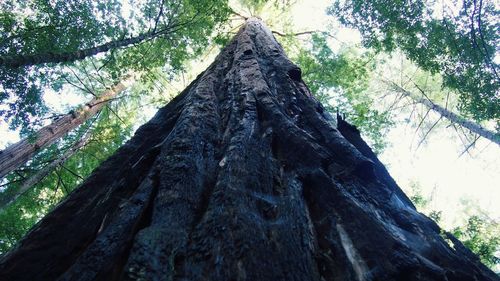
[0,18,498,281]
[0,133,89,210]
[390,82,500,146]
[0,78,132,179]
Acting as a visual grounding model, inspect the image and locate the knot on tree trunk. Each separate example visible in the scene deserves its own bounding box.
[288,67,302,81]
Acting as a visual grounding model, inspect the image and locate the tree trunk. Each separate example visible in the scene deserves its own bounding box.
[390,82,500,146]
[0,29,161,68]
[0,18,497,281]
[0,133,89,210]
[0,78,132,179]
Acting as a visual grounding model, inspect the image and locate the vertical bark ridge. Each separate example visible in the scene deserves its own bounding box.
[56,164,161,281]
[123,39,234,279]
[0,18,498,281]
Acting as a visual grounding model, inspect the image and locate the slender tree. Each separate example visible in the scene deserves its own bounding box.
[0,18,497,281]
[0,24,179,68]
[0,133,90,210]
[0,78,133,179]
[389,82,500,146]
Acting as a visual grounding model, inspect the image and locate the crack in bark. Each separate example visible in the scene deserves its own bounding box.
[111,167,161,281]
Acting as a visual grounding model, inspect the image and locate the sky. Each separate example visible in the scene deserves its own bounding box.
[0,0,499,229]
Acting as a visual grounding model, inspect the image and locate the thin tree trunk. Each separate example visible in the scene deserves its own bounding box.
[0,29,163,68]
[0,78,132,179]
[390,82,500,146]
[0,133,89,210]
[0,19,497,281]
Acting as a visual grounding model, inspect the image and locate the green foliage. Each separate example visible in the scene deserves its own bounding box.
[0,190,51,254]
[408,183,429,209]
[0,0,124,131]
[329,0,500,123]
[452,215,500,268]
[0,0,231,131]
[295,33,392,152]
[236,0,294,15]
[428,210,442,223]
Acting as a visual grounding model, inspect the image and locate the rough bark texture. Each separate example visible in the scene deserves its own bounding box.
[0,78,131,179]
[0,19,498,281]
[390,82,500,146]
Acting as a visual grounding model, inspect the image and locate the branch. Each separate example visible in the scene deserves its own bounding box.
[477,0,499,81]
[152,0,166,34]
[105,104,126,125]
[230,8,248,21]
[68,66,96,96]
[411,107,432,148]
[272,30,319,37]
[415,116,443,151]
[388,80,500,146]
[59,164,84,181]
[458,135,480,158]
[55,169,69,194]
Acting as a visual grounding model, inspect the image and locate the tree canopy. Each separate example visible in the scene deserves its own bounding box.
[329,0,499,123]
[0,0,230,131]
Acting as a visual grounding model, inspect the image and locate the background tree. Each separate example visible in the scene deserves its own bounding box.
[0,77,132,179]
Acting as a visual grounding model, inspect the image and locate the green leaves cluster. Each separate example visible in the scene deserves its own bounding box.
[295,33,392,152]
[452,215,500,268]
[0,0,124,130]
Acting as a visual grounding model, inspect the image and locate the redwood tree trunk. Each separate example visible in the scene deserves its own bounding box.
[0,19,497,281]
[0,78,131,179]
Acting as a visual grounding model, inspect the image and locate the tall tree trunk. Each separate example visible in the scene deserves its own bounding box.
[0,28,166,68]
[0,133,89,210]
[0,19,497,281]
[390,82,500,146]
[0,78,132,179]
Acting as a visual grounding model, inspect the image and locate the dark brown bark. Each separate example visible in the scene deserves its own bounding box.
[0,78,131,180]
[0,18,497,281]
